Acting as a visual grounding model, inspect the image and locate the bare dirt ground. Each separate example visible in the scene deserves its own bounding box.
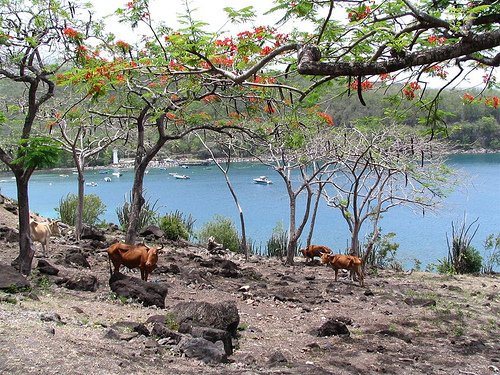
[0,196,499,375]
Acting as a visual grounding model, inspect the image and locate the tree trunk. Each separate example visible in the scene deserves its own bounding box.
[12,174,35,275]
[286,193,297,265]
[225,175,248,259]
[307,182,325,247]
[125,163,147,245]
[75,161,85,240]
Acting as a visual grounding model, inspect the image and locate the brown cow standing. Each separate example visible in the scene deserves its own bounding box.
[321,253,365,287]
[107,242,163,281]
[299,245,332,263]
[30,219,61,257]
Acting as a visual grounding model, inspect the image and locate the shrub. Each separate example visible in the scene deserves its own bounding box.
[116,192,160,230]
[158,213,190,241]
[483,233,500,274]
[446,216,482,274]
[265,221,288,258]
[363,231,402,270]
[462,246,483,274]
[195,214,240,253]
[56,193,106,226]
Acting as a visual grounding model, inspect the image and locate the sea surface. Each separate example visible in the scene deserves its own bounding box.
[1,153,499,270]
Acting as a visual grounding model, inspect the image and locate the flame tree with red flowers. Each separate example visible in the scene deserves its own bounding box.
[0,0,101,274]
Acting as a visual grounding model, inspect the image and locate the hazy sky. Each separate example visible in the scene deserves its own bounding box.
[90,0,295,40]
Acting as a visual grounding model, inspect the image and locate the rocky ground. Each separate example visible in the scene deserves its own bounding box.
[0,195,499,375]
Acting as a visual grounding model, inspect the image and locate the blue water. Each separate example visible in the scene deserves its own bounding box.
[0,154,499,270]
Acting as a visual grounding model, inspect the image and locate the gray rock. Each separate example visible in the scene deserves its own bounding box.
[0,226,19,242]
[139,225,165,239]
[310,318,350,337]
[170,300,240,337]
[36,259,59,276]
[268,350,288,367]
[178,337,228,364]
[81,225,106,241]
[111,321,150,336]
[190,326,233,355]
[151,322,183,344]
[64,248,90,269]
[109,272,168,308]
[63,274,98,292]
[0,263,30,290]
[404,297,437,307]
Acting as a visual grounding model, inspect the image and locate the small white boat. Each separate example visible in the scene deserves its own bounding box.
[253,176,273,184]
[172,173,190,180]
[112,172,122,177]
[104,177,112,182]
[86,181,98,187]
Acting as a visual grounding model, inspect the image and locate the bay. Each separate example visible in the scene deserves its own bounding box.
[0,153,499,270]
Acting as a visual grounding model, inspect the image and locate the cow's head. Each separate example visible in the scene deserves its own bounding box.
[49,219,61,236]
[321,253,331,265]
[145,243,164,267]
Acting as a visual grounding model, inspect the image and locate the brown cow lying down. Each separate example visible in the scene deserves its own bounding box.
[30,219,60,257]
[107,242,164,281]
[299,245,332,263]
[321,253,365,287]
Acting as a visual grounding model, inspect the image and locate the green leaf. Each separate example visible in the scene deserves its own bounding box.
[13,136,61,169]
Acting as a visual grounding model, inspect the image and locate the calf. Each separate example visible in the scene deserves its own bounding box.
[299,245,332,263]
[30,219,60,257]
[321,253,365,287]
[107,242,164,281]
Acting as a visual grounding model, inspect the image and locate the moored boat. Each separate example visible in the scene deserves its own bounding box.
[253,176,272,184]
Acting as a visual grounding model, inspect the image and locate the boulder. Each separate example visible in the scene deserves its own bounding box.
[111,321,150,337]
[109,272,168,308]
[310,318,350,337]
[170,300,240,337]
[61,273,98,292]
[152,322,183,344]
[36,259,59,276]
[178,337,228,364]
[0,226,19,242]
[64,248,90,269]
[81,225,106,241]
[268,350,289,367]
[139,225,165,239]
[0,263,30,290]
[190,326,233,355]
[404,297,437,307]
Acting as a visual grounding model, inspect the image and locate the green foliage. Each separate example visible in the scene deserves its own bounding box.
[363,231,402,270]
[158,212,191,241]
[55,193,106,226]
[164,312,179,331]
[433,257,457,275]
[195,214,240,253]
[36,274,52,292]
[265,221,288,258]
[3,284,31,294]
[116,192,160,230]
[483,233,500,274]
[13,137,62,169]
[462,246,483,274]
[446,216,482,274]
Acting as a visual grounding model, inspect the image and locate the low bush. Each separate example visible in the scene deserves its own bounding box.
[265,221,288,258]
[158,213,191,241]
[195,214,240,253]
[116,192,160,230]
[56,193,106,226]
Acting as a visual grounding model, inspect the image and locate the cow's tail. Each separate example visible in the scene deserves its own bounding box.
[107,242,118,277]
[108,256,113,277]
